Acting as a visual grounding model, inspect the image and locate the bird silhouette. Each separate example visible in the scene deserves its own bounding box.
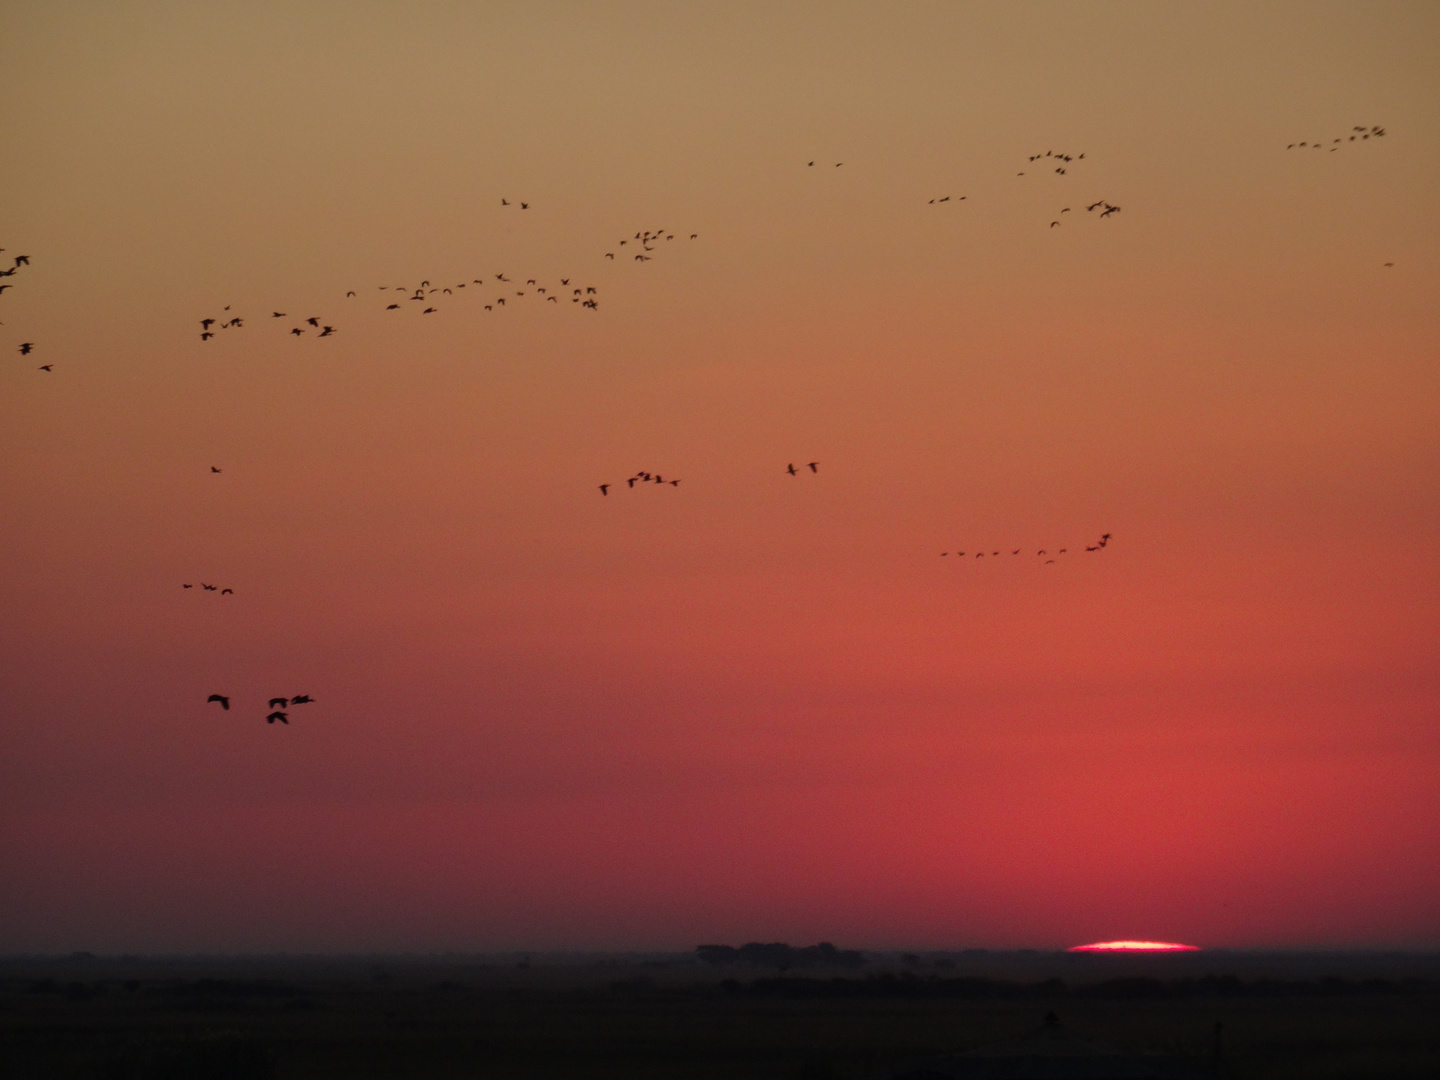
[269,698,289,709]
[346,291,356,298]
[220,588,233,595]
[266,711,288,725]
[306,317,319,327]
[210,467,222,473]
[290,695,313,704]
[787,464,798,475]
[38,364,52,371]
[200,319,215,330]
[182,583,193,588]
[19,343,33,355]
[386,303,399,310]
[290,327,304,336]
[207,695,230,710]
[599,484,609,495]
[807,462,819,472]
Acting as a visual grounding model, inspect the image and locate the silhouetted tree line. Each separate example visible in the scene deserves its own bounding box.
[719,973,1438,999]
[696,942,865,969]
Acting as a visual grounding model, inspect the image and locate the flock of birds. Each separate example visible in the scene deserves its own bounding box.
[603,226,700,263]
[197,269,615,344]
[9,125,1398,374]
[0,253,44,368]
[9,125,1401,733]
[206,693,314,725]
[1287,125,1386,150]
[942,534,1112,566]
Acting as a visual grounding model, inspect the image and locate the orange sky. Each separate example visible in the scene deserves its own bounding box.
[1,1,1438,952]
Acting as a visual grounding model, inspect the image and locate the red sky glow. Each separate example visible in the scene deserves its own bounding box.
[1,1,1437,955]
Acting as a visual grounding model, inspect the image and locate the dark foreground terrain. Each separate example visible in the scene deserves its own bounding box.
[1,951,1437,1080]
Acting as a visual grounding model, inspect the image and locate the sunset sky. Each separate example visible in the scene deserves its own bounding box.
[1,1,1437,954]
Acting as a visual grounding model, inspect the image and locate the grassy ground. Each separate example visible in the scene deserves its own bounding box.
[1,954,1436,1079]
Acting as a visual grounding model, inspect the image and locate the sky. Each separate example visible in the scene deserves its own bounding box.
[1,1,1437,954]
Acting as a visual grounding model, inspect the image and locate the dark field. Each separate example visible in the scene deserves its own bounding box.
[2,951,1437,1080]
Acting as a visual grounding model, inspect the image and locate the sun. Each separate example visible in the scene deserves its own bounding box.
[1068,940,1200,952]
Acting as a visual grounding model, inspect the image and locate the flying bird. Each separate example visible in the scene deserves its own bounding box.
[269,698,289,709]
[207,695,230,710]
[220,588,233,595]
[290,695,313,704]
[266,711,288,725]
[19,343,33,355]
[599,484,609,495]
[210,466,221,473]
[346,291,356,298]
[306,317,320,327]
[38,364,52,371]
[807,462,818,472]
[786,464,798,475]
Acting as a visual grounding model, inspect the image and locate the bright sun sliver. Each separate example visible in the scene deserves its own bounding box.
[1068,941,1200,952]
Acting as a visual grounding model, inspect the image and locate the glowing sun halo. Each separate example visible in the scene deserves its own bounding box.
[1068,941,1200,952]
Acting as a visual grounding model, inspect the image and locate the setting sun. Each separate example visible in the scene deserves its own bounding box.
[1068,941,1201,952]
